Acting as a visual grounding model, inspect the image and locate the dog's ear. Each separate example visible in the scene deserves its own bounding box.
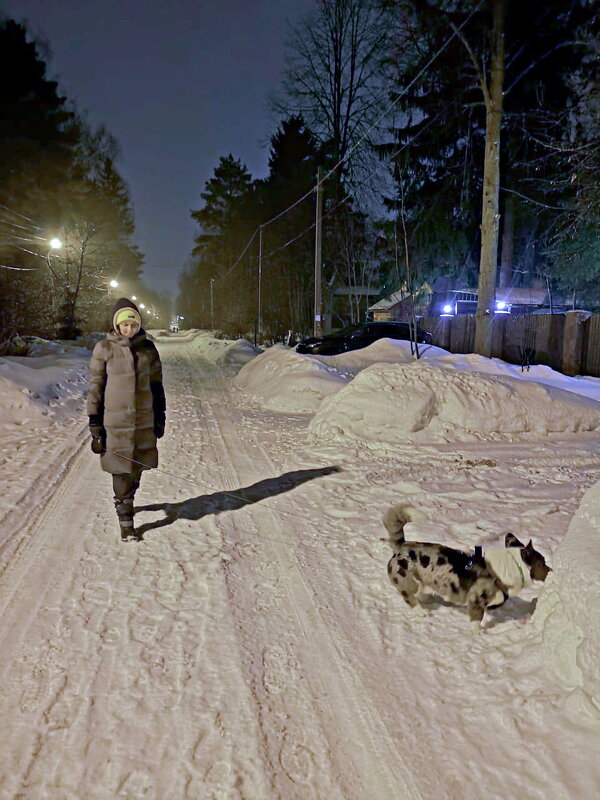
[505,532,525,548]
[525,540,534,551]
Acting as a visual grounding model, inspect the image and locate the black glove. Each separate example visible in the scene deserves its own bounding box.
[89,415,106,455]
[91,435,105,455]
[154,425,165,439]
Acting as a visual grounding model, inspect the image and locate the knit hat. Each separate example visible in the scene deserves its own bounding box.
[112,297,142,332]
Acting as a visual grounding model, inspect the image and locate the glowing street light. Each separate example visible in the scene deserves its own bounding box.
[131,295,137,300]
[139,303,145,309]
[49,238,62,249]
[109,279,119,288]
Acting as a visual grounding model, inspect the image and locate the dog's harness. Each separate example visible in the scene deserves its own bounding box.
[508,551,526,589]
[465,546,485,571]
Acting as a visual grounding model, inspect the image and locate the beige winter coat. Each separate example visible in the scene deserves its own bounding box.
[87,330,164,474]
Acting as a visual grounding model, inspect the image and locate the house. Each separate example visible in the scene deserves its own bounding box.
[430,284,562,316]
[368,284,432,321]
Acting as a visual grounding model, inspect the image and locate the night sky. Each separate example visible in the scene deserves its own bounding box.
[2,0,314,294]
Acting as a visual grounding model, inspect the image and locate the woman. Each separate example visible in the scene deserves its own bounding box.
[87,297,166,541]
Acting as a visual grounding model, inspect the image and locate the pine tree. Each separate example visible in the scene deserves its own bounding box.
[189,155,257,334]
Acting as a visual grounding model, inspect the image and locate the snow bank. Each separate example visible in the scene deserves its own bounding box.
[308,362,600,446]
[312,338,446,374]
[234,345,349,412]
[0,354,89,429]
[19,336,92,358]
[314,338,600,400]
[148,328,202,343]
[183,331,260,366]
[533,480,600,707]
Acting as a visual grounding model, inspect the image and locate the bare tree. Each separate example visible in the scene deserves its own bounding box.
[274,0,392,181]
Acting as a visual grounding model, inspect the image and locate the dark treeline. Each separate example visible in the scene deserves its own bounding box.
[179,0,598,340]
[0,19,164,342]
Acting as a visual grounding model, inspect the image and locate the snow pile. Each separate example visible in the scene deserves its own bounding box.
[20,336,91,358]
[533,479,600,706]
[148,328,202,343]
[312,338,446,375]
[309,362,600,446]
[313,338,600,400]
[0,354,89,429]
[234,345,349,412]
[187,331,261,366]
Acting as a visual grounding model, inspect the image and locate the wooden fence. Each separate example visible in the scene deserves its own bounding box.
[421,311,600,378]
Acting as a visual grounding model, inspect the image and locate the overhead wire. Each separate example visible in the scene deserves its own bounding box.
[215,105,456,285]
[208,0,485,285]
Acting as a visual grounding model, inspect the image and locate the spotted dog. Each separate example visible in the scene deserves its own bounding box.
[383,504,552,631]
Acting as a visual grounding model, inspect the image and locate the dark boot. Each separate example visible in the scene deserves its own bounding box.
[120,524,137,542]
[114,497,137,541]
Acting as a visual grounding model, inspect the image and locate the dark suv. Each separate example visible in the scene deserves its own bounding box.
[296,321,433,356]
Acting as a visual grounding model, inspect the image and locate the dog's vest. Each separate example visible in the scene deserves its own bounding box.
[484,548,531,595]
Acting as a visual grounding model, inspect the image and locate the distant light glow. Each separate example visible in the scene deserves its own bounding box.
[496,301,506,310]
[442,304,453,313]
[132,295,137,300]
[139,303,145,309]
[49,238,62,249]
[109,279,119,288]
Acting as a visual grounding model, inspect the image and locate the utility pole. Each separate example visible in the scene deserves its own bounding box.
[474,0,506,357]
[313,167,323,338]
[210,277,214,329]
[258,225,263,338]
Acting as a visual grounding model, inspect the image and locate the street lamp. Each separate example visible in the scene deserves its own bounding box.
[132,295,137,300]
[109,279,119,288]
[49,238,62,250]
[139,303,145,309]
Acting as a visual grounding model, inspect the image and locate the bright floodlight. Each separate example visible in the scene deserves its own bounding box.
[49,238,62,249]
[109,279,119,288]
[496,301,506,310]
[443,304,453,313]
[139,303,145,309]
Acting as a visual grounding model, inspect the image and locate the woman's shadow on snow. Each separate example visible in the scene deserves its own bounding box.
[134,465,341,537]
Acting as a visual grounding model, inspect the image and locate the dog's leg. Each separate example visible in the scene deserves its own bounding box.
[467,596,486,634]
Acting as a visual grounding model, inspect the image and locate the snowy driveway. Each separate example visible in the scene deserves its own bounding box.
[1,339,599,799]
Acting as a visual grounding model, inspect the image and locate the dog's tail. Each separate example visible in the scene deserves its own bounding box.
[381,504,427,544]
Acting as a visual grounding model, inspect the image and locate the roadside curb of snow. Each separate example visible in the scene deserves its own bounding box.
[533,478,600,712]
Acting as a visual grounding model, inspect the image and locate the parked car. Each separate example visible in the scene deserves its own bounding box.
[296,321,433,355]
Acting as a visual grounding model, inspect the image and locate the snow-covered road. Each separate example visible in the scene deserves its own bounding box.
[1,338,599,799]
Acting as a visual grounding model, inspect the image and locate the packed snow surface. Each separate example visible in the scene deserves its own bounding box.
[1,329,599,799]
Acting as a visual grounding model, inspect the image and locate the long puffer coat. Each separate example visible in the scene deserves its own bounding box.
[87,329,166,474]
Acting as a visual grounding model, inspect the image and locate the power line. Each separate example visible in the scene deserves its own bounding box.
[0,203,44,229]
[203,0,484,284]
[0,263,42,271]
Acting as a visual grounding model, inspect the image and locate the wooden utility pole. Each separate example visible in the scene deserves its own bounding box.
[210,277,214,329]
[258,225,263,337]
[313,167,323,338]
[474,0,506,357]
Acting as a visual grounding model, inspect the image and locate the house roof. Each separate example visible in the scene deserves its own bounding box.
[368,290,408,311]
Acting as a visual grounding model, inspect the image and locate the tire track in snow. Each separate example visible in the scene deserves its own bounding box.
[184,348,422,800]
[0,348,270,799]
